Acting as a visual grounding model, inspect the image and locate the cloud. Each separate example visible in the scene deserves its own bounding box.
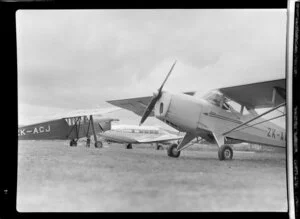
[16,9,286,124]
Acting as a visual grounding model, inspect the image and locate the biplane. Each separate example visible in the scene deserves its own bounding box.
[18,108,119,148]
[98,124,183,150]
[107,61,286,160]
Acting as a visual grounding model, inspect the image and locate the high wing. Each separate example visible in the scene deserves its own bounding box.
[218,79,285,109]
[107,96,153,117]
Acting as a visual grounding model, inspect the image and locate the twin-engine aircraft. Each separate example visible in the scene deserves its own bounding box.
[98,124,183,150]
[107,61,286,160]
[18,108,119,148]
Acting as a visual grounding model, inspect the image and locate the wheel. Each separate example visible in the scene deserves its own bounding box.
[218,145,233,160]
[95,141,103,148]
[167,144,180,158]
[156,144,163,150]
[126,144,133,149]
[69,139,76,147]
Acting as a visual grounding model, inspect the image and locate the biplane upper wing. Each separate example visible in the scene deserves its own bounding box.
[50,107,121,120]
[219,79,286,109]
[107,96,153,117]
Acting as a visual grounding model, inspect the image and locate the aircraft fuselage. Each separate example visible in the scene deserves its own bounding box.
[154,91,286,148]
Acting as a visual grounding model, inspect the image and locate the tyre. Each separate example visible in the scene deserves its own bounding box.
[167,144,180,158]
[69,140,76,147]
[218,145,233,160]
[95,141,103,148]
[156,144,163,150]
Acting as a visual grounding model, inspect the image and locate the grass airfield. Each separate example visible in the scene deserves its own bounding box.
[17,140,287,212]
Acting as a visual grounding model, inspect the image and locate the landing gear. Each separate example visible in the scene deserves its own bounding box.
[218,145,233,160]
[69,139,77,147]
[167,144,180,158]
[156,144,163,150]
[95,141,103,148]
[126,143,133,149]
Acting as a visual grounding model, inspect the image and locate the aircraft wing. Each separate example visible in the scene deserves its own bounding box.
[52,107,121,119]
[134,134,183,144]
[18,107,120,140]
[20,107,120,126]
[219,79,285,109]
[107,96,153,117]
[106,92,194,117]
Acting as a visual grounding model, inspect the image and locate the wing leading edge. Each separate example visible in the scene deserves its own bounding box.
[107,96,153,117]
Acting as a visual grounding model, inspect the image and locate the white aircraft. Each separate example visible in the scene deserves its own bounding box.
[107,61,286,160]
[98,124,183,150]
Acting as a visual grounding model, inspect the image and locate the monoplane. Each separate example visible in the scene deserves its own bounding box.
[98,124,183,150]
[107,61,286,160]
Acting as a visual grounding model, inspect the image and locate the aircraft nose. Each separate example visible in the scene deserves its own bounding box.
[164,94,203,132]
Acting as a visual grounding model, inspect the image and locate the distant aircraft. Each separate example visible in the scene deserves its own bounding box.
[107,61,286,160]
[18,108,119,148]
[98,124,183,150]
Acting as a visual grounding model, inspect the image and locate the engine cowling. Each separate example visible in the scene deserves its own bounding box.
[154,91,172,119]
[155,92,202,133]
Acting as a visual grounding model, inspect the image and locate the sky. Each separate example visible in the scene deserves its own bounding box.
[16,9,287,127]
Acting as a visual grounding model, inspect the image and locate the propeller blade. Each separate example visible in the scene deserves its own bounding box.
[158,60,177,93]
[139,60,177,126]
[139,95,159,126]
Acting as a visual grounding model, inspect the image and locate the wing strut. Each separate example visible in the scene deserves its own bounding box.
[222,102,286,136]
[177,132,197,151]
[66,117,81,139]
[89,115,99,145]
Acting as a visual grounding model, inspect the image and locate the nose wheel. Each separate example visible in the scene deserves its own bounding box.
[218,145,233,160]
[167,144,181,158]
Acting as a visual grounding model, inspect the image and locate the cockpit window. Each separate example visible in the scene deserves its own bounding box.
[203,90,242,114]
[225,99,242,114]
[203,90,224,107]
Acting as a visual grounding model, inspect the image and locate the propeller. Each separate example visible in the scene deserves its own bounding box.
[139,60,177,126]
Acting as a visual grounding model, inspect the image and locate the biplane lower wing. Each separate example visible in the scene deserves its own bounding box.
[18,116,118,141]
[18,119,70,140]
